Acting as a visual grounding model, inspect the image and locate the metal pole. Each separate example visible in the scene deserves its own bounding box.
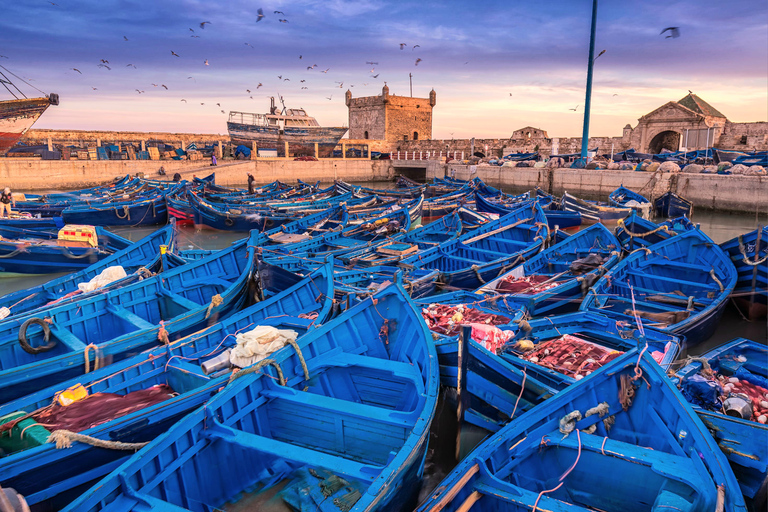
[579,0,599,163]
[409,73,413,97]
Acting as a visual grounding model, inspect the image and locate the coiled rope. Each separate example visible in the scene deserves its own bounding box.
[228,358,286,385]
[709,269,724,293]
[617,218,674,238]
[84,343,100,373]
[285,339,310,391]
[204,294,223,319]
[737,235,768,266]
[114,205,131,220]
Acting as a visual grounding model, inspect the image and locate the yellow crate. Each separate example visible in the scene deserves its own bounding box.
[58,224,98,247]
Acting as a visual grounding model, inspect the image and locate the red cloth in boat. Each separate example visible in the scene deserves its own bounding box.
[522,334,623,379]
[496,274,561,294]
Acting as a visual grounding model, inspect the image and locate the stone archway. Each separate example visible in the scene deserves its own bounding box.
[648,130,681,154]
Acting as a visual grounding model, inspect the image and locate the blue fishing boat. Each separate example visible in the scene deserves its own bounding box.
[0,215,64,230]
[608,185,652,218]
[562,191,634,223]
[0,225,132,275]
[0,232,258,403]
[675,338,768,510]
[654,191,693,218]
[615,212,696,252]
[61,191,170,226]
[478,223,622,316]
[719,226,768,320]
[399,202,548,290]
[581,229,737,346]
[416,348,748,512]
[0,262,335,511]
[503,311,681,389]
[0,222,177,319]
[475,191,582,230]
[63,282,439,512]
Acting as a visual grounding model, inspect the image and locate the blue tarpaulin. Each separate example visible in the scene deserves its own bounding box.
[235,145,251,157]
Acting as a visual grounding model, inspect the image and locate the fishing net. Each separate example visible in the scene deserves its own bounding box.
[520,334,624,379]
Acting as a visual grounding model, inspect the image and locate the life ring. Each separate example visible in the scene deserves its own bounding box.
[19,317,57,355]
[224,218,235,227]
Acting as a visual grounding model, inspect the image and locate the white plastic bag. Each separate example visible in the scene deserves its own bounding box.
[77,266,128,293]
[229,325,298,368]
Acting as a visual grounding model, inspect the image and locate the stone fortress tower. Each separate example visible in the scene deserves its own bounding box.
[345,85,436,144]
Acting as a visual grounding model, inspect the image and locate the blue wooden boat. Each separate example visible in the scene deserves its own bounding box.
[0,225,132,275]
[675,338,768,510]
[654,191,693,218]
[340,211,463,267]
[61,192,170,226]
[615,212,696,252]
[0,222,177,320]
[416,348,748,512]
[399,202,548,290]
[581,229,737,346]
[0,262,336,511]
[608,185,652,218]
[0,232,258,403]
[478,223,622,316]
[562,191,634,223]
[62,282,439,512]
[0,215,65,230]
[475,191,582,230]
[720,226,768,320]
[503,311,681,390]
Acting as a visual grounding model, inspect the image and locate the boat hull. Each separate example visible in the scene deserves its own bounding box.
[0,97,53,155]
[227,122,348,150]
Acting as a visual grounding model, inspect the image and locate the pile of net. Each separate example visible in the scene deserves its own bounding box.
[519,334,624,379]
[32,384,174,433]
[421,303,514,353]
[495,274,562,294]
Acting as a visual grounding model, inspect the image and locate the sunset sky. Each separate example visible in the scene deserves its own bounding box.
[1,0,766,139]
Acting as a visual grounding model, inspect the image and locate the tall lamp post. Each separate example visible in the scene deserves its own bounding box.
[579,0,599,163]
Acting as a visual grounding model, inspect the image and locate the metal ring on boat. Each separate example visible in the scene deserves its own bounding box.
[18,318,57,355]
[224,217,235,227]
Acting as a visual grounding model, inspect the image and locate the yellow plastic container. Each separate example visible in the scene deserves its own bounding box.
[56,384,89,406]
[58,225,98,247]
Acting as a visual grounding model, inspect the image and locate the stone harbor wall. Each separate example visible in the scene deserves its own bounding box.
[23,129,227,147]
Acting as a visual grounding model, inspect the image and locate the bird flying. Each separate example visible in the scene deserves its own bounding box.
[299,55,302,59]
[162,84,168,89]
[399,43,407,50]
[660,27,680,38]
[245,42,254,48]
[414,58,422,66]
[274,10,285,14]
[126,63,137,68]
[181,99,187,102]
[71,68,82,74]
[123,36,129,41]
[569,104,579,111]
[321,68,329,73]
[91,87,97,90]
[171,51,180,57]
[216,103,221,106]
[279,19,288,23]
[135,89,144,94]
[366,61,378,65]
[256,8,265,22]
[412,45,420,50]
[326,95,333,100]
[100,59,109,64]
[256,83,262,89]
[97,63,111,70]
[199,21,211,29]
[595,49,606,60]
[204,59,209,65]
[246,89,251,93]
[371,74,379,78]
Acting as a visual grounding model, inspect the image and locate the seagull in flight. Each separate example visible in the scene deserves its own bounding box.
[660,27,680,38]
[256,83,263,89]
[256,8,265,22]
[301,87,308,89]
[135,89,144,94]
[100,59,109,64]
[126,63,137,68]
[162,84,168,89]
[123,36,129,41]
[279,19,288,23]
[366,61,378,65]
[71,68,82,74]
[171,51,180,57]
[245,42,254,48]
[91,86,98,90]
[321,68,330,73]
[414,58,422,66]
[274,10,285,14]
[247,89,251,93]
[97,63,111,70]
[191,35,200,38]
[412,45,420,50]
[569,104,579,111]
[399,43,407,50]
[181,99,187,102]
[204,59,209,65]
[326,95,333,100]
[199,21,211,29]
[371,73,379,78]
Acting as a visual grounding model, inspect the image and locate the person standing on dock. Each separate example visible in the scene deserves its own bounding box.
[247,173,256,194]
[211,154,217,166]
[0,188,14,217]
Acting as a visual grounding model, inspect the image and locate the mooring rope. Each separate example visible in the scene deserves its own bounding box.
[47,429,148,450]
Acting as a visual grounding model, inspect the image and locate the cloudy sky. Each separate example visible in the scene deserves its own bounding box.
[1,0,766,139]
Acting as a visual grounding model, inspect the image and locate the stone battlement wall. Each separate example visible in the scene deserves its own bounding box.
[23,129,228,146]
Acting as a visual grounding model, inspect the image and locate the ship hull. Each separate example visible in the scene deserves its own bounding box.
[0,97,53,155]
[227,122,348,149]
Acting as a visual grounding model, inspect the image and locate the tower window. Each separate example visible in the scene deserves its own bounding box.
[413,131,419,140]
[740,135,747,144]
[364,131,369,139]
[403,134,408,141]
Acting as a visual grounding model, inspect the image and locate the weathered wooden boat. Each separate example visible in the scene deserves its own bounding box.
[62,282,439,512]
[477,223,622,316]
[0,262,335,511]
[581,229,737,346]
[399,202,548,290]
[0,222,177,319]
[61,191,170,227]
[674,337,768,510]
[416,348,748,512]
[608,185,652,218]
[0,91,59,155]
[503,311,681,389]
[654,191,693,218]
[562,191,634,223]
[340,211,463,267]
[0,232,258,403]
[0,225,132,275]
[227,97,348,150]
[720,226,767,320]
[615,212,696,252]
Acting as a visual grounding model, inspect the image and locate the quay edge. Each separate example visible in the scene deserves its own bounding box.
[1,158,766,215]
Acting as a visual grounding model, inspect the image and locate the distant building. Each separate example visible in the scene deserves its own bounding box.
[345,85,436,144]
